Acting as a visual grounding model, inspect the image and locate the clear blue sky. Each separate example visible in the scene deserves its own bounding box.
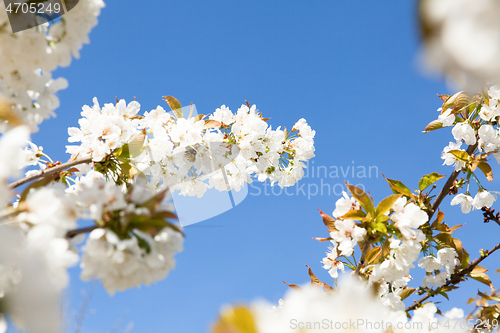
[22,1,500,332]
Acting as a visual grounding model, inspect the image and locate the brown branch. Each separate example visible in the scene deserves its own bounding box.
[482,207,500,227]
[406,242,500,312]
[8,157,93,190]
[427,144,477,221]
[65,225,98,239]
[353,241,371,275]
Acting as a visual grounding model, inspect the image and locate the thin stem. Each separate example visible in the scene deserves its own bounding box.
[353,241,370,275]
[7,157,93,190]
[406,241,500,312]
[65,225,98,239]
[470,172,484,190]
[428,144,477,221]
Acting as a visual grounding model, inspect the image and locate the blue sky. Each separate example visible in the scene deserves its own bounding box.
[18,0,500,332]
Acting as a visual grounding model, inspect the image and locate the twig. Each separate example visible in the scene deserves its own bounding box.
[406,242,500,312]
[427,144,477,221]
[353,241,370,275]
[482,207,500,227]
[7,157,93,190]
[107,310,130,333]
[66,225,98,239]
[74,279,97,333]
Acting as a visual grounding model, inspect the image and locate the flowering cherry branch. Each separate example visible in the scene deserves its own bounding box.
[427,143,478,220]
[7,157,93,190]
[406,241,500,312]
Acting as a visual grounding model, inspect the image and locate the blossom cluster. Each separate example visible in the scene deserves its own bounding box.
[0,0,104,131]
[368,197,429,311]
[430,87,500,213]
[318,184,467,314]
[418,248,460,289]
[0,93,315,332]
[0,128,79,333]
[66,98,316,197]
[0,130,184,332]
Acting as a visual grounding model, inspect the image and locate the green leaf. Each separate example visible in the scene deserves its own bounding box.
[423,119,443,133]
[376,194,401,217]
[194,114,205,122]
[478,291,500,302]
[118,129,146,158]
[141,189,169,213]
[400,287,416,301]
[340,209,366,220]
[345,183,374,214]
[435,233,454,248]
[438,290,450,301]
[470,266,493,287]
[448,150,469,162]
[382,175,412,197]
[128,129,146,157]
[375,215,390,224]
[130,217,184,236]
[373,222,387,233]
[431,210,445,228]
[461,249,470,270]
[442,91,470,113]
[418,172,445,191]
[365,246,382,265]
[163,96,183,119]
[152,211,178,220]
[478,162,494,181]
[452,237,465,270]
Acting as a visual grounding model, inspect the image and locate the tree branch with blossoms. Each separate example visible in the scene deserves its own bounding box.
[406,241,500,312]
[276,85,500,329]
[7,156,93,190]
[0,91,316,332]
[427,143,478,221]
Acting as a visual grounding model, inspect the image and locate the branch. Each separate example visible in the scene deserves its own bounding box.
[482,207,500,227]
[427,144,477,221]
[353,241,371,275]
[8,157,93,190]
[65,225,98,239]
[406,241,500,312]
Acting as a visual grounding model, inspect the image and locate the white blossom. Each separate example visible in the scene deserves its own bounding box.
[332,191,359,218]
[473,190,497,209]
[0,0,104,130]
[391,201,428,240]
[330,219,366,257]
[450,193,474,213]
[321,247,344,278]
[441,141,466,171]
[451,122,476,145]
[80,227,183,295]
[437,108,455,127]
[418,256,443,273]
